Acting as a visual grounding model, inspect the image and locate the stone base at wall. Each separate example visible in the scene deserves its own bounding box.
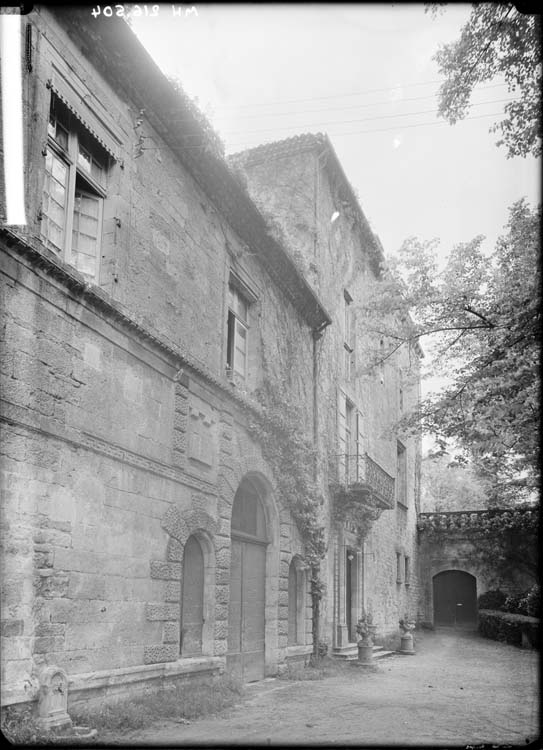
[1,657,224,714]
[284,644,313,666]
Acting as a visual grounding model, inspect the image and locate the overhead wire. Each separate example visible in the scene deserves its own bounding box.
[138,110,511,154]
[166,96,521,140]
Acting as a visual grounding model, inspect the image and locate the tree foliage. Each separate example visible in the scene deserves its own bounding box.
[429,3,542,158]
[421,454,491,511]
[360,199,540,504]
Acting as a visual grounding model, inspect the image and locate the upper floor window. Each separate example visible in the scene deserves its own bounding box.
[41,95,109,282]
[226,273,258,382]
[226,284,249,380]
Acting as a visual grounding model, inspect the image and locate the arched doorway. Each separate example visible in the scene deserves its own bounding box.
[228,477,269,681]
[433,570,477,626]
[180,535,204,656]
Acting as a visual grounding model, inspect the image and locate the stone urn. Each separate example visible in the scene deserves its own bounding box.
[356,613,377,664]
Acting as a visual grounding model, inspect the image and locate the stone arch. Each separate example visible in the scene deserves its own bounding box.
[179,529,216,656]
[143,500,219,666]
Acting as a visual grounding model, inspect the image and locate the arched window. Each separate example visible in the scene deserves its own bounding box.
[288,558,306,646]
[180,535,205,656]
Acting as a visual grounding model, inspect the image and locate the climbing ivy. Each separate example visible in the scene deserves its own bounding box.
[247,384,327,568]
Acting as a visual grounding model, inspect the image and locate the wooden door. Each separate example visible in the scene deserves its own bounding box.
[433,570,477,626]
[228,538,266,681]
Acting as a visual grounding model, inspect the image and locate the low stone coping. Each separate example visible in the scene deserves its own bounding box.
[70,656,224,693]
[285,645,314,658]
[1,657,224,708]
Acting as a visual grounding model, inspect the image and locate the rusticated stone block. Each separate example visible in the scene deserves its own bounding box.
[143,644,178,664]
[163,621,180,643]
[216,567,230,585]
[145,603,179,621]
[215,585,229,605]
[173,431,187,452]
[167,538,184,562]
[278,590,289,607]
[161,505,190,543]
[186,508,218,536]
[215,603,228,621]
[216,548,231,570]
[150,561,182,580]
[164,580,181,602]
[213,621,228,639]
[174,411,188,432]
[214,533,230,551]
[278,620,289,637]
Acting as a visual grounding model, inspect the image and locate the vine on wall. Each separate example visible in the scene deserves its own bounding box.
[247,384,326,567]
[247,380,328,660]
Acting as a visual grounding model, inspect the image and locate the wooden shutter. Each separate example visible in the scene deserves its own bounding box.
[71,188,102,278]
[42,149,68,251]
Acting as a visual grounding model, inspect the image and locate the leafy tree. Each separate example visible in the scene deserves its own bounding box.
[428,3,542,158]
[359,199,540,504]
[421,454,491,512]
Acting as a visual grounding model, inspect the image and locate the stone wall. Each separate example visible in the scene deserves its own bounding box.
[1,8,316,708]
[417,532,536,626]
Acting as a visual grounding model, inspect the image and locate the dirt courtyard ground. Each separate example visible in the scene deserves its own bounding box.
[103,629,539,746]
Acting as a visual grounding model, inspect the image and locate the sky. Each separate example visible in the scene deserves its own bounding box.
[131,3,540,262]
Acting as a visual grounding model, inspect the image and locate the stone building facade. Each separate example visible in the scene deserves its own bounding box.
[1,8,330,709]
[1,9,421,713]
[230,135,422,652]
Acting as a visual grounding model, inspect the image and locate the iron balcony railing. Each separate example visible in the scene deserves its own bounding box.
[337,452,396,510]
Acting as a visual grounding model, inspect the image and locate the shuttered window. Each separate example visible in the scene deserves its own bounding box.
[40,94,108,282]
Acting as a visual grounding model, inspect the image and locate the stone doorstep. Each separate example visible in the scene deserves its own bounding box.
[332,644,396,661]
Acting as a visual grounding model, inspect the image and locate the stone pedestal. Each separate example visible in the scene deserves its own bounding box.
[399,632,415,655]
[357,642,374,664]
[36,667,72,731]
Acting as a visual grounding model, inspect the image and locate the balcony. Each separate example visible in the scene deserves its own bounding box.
[331,452,396,513]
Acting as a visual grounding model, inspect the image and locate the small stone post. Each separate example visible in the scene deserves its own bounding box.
[36,666,72,731]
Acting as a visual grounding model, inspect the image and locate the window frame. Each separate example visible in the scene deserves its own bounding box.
[41,96,108,282]
[226,279,253,381]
